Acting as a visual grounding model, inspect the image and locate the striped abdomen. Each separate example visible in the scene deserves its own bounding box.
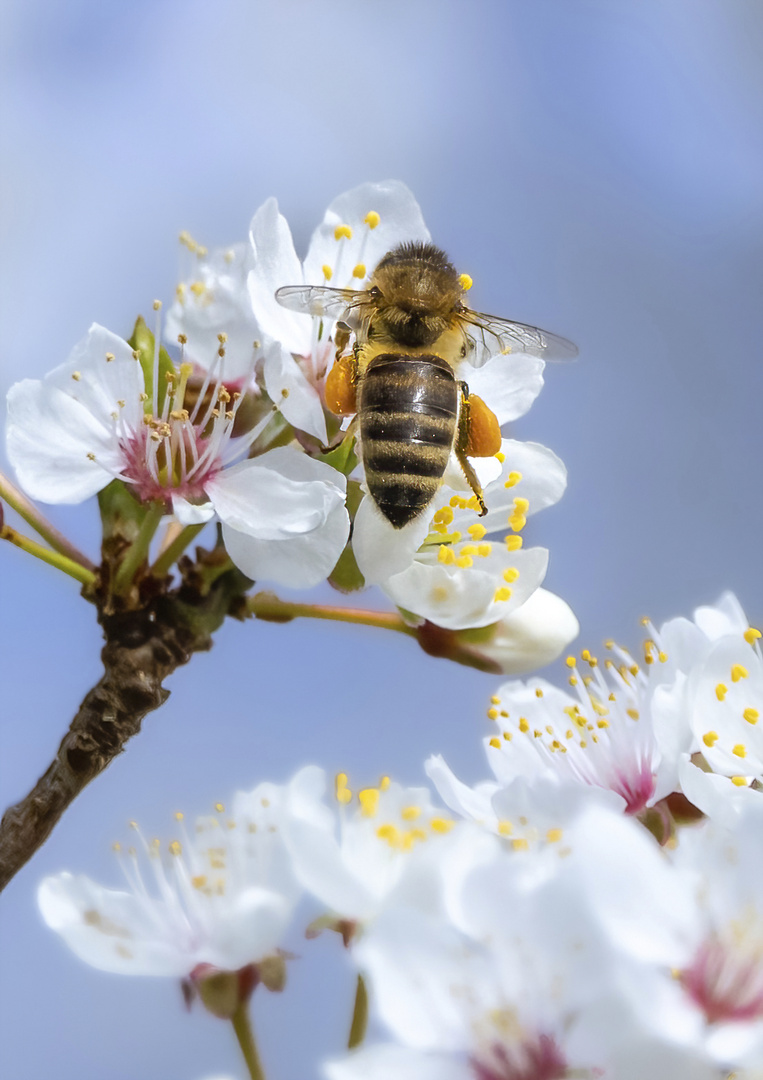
[358,353,458,529]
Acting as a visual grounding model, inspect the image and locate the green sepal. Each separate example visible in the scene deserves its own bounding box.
[128,315,176,415]
[98,479,147,543]
[319,432,358,476]
[328,480,365,593]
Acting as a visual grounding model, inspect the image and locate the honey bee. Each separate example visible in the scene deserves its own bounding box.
[275,242,577,529]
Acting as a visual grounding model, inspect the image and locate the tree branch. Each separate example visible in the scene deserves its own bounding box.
[0,546,252,893]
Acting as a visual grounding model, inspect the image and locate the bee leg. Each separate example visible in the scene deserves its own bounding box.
[325,349,358,416]
[456,382,488,517]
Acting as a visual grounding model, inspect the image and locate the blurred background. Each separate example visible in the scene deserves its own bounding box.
[1,0,762,1077]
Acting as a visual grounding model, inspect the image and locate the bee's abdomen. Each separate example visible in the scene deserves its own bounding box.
[359,353,458,529]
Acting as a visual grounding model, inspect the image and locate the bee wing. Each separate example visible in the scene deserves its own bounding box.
[461,307,579,365]
[275,284,369,325]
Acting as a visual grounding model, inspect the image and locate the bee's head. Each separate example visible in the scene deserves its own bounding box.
[369,242,463,346]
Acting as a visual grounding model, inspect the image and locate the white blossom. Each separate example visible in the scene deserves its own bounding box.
[6,323,349,588]
[37,769,320,977]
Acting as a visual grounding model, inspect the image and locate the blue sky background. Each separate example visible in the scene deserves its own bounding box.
[2,1,763,1077]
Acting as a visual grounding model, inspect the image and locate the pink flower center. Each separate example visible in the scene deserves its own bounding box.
[609,761,656,815]
[471,1034,568,1080]
[682,931,763,1024]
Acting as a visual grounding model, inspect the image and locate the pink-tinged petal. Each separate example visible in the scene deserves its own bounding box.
[262,340,327,443]
[463,353,545,424]
[248,197,309,355]
[46,323,145,431]
[351,495,431,586]
[303,180,430,288]
[7,379,124,503]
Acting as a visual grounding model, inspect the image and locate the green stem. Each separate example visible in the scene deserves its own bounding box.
[231,1003,266,1080]
[0,470,95,571]
[1,525,96,587]
[247,593,417,636]
[347,973,368,1049]
[112,501,164,594]
[151,522,206,577]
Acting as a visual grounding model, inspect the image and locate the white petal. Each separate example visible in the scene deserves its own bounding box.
[171,495,216,525]
[678,756,760,827]
[478,588,580,674]
[248,197,310,355]
[7,379,124,503]
[479,440,567,534]
[262,340,327,443]
[209,449,349,588]
[46,323,145,432]
[462,352,545,424]
[324,1045,467,1080]
[351,495,431,586]
[382,547,549,630]
[303,181,430,288]
[38,873,190,976]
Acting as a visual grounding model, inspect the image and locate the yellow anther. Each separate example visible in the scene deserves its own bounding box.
[438,545,456,565]
[401,806,421,821]
[546,829,563,843]
[627,709,640,720]
[731,664,749,682]
[716,683,728,701]
[503,567,519,584]
[513,497,530,515]
[503,731,512,741]
[352,263,366,278]
[658,651,668,663]
[322,264,333,280]
[494,587,512,602]
[468,523,487,540]
[174,812,184,821]
[566,656,577,668]
[458,273,473,291]
[364,211,380,229]
[376,824,399,846]
[504,471,523,489]
[731,776,749,787]
[335,773,352,804]
[487,707,499,720]
[519,717,529,733]
[477,543,492,557]
[505,535,523,551]
[112,841,121,853]
[214,803,224,813]
[744,627,762,645]
[190,281,205,297]
[744,708,759,724]
[358,788,380,817]
[490,695,501,705]
[497,821,513,836]
[191,874,209,890]
[535,688,544,698]
[495,451,506,463]
[379,775,391,791]
[596,719,610,729]
[72,371,81,381]
[430,818,454,833]
[512,838,529,851]
[334,224,353,241]
[459,544,477,557]
[489,737,501,749]
[433,506,454,525]
[456,555,473,569]
[733,744,747,758]
[509,513,526,532]
[169,841,182,856]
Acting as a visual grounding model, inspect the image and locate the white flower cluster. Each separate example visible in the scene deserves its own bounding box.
[38,594,763,1080]
[5,181,576,667]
